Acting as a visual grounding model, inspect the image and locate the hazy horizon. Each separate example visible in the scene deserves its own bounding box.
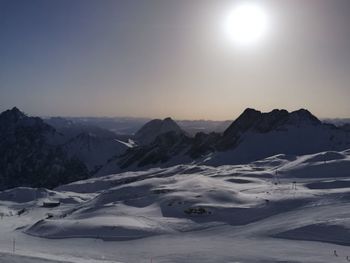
[1,0,350,120]
[34,109,350,121]
[2,105,350,122]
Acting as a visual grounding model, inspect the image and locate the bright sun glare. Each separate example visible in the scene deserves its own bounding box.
[224,2,270,46]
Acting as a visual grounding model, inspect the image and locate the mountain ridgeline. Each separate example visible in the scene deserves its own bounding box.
[0,108,128,190]
[111,108,350,171]
[1,107,350,188]
[0,108,88,190]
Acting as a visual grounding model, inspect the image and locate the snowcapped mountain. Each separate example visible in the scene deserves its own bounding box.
[97,118,190,175]
[2,107,349,187]
[0,108,130,190]
[0,108,89,190]
[100,108,350,173]
[45,116,129,172]
[1,108,350,263]
[220,108,321,147]
[206,108,350,165]
[62,132,128,173]
[45,116,123,140]
[120,131,192,169]
[134,117,185,145]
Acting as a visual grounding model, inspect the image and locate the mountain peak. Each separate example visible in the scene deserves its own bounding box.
[289,109,321,125]
[223,108,262,136]
[0,107,26,122]
[0,107,56,136]
[223,108,321,139]
[242,108,261,115]
[135,117,184,145]
[11,106,21,112]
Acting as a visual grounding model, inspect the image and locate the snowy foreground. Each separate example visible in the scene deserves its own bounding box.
[1,150,350,262]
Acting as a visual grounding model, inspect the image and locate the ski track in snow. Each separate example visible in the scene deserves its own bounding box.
[1,149,350,262]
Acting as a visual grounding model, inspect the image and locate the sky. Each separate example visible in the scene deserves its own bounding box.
[0,0,350,120]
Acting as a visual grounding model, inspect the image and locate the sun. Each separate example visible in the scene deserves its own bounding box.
[224,2,270,46]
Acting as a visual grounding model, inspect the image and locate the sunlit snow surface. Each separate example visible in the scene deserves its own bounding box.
[1,149,350,262]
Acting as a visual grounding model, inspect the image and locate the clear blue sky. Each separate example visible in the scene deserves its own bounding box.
[1,0,350,120]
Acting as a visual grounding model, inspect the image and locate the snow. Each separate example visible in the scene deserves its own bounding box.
[0,253,70,263]
[0,149,350,262]
[273,223,350,246]
[205,125,350,166]
[115,139,137,148]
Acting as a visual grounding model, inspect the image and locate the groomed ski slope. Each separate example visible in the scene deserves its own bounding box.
[0,149,350,262]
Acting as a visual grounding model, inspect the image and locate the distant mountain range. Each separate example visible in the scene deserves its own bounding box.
[42,115,350,138]
[1,107,350,189]
[43,116,232,136]
[100,108,350,174]
[45,116,129,172]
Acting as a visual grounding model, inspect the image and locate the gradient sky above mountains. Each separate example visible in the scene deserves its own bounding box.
[1,0,350,120]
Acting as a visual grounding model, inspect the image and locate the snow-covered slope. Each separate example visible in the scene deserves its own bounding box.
[205,124,350,166]
[1,149,350,262]
[203,108,350,166]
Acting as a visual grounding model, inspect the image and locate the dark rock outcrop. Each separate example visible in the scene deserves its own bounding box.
[135,117,185,145]
[0,108,89,190]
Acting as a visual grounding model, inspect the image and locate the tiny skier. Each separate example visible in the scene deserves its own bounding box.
[333,250,338,257]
